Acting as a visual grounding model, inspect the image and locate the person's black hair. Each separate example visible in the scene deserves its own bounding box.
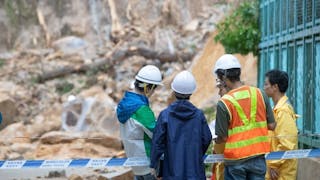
[216,68,241,82]
[134,80,158,92]
[265,69,289,93]
[174,92,191,100]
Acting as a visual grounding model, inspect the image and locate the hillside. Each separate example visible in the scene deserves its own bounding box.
[0,0,257,179]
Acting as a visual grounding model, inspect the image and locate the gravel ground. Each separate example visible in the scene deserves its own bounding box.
[0,166,132,180]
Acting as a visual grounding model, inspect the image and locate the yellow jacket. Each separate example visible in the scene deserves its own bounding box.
[266,96,298,180]
[212,143,225,180]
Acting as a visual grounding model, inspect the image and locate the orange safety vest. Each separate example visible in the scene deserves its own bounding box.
[220,86,270,160]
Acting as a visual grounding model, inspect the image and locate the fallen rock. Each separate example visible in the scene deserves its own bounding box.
[47,170,66,178]
[51,36,97,62]
[0,146,9,159]
[85,132,122,150]
[52,36,88,56]
[184,19,200,32]
[10,143,35,154]
[0,122,30,145]
[69,174,84,180]
[36,131,121,159]
[99,167,134,180]
[7,152,22,160]
[39,131,81,144]
[0,93,17,130]
[26,106,62,138]
[62,86,119,137]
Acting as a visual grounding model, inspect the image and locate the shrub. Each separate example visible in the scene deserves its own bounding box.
[214,0,260,56]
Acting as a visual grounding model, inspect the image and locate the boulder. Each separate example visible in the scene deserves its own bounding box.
[36,131,121,159]
[98,167,134,180]
[69,174,83,180]
[26,106,62,138]
[62,86,119,137]
[10,143,35,154]
[0,122,30,145]
[51,36,97,62]
[84,132,122,150]
[0,93,17,130]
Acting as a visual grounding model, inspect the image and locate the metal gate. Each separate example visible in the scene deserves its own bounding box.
[258,0,320,148]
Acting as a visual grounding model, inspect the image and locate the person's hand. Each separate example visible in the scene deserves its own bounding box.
[150,168,162,179]
[150,168,157,177]
[269,168,279,180]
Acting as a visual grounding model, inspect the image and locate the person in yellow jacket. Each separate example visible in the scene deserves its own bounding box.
[211,78,228,180]
[264,69,298,180]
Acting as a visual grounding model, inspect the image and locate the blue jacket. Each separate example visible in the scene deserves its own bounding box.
[116,91,156,175]
[117,91,149,123]
[150,100,212,180]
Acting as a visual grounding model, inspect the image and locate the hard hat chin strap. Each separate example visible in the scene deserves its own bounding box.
[143,83,156,97]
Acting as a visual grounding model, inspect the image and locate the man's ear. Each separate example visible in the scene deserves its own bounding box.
[273,84,279,91]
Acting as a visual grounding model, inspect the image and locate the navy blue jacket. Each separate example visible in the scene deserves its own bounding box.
[150,100,212,180]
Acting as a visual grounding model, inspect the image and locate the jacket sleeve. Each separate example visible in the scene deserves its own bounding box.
[150,111,167,168]
[268,108,298,168]
[201,112,212,155]
[215,101,230,138]
[261,91,276,124]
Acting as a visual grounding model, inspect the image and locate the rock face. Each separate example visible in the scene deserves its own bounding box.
[0,93,17,130]
[0,1,255,179]
[61,86,119,136]
[0,0,222,52]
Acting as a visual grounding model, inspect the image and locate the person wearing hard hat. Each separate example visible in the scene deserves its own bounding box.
[264,69,298,180]
[150,70,212,180]
[116,65,163,180]
[212,54,276,180]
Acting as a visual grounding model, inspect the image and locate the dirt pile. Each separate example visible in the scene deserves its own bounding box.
[191,32,257,109]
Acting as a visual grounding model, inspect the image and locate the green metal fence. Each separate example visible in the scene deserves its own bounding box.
[258,0,320,148]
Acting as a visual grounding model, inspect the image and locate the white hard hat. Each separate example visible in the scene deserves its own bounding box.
[213,54,241,74]
[135,65,163,85]
[171,70,196,94]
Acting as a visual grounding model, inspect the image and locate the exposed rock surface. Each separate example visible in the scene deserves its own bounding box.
[0,92,17,130]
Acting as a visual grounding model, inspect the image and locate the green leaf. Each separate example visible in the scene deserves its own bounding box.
[214,0,260,56]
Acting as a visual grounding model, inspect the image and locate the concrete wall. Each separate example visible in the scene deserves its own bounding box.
[297,158,320,180]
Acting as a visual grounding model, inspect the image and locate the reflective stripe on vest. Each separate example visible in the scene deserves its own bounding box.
[222,86,269,159]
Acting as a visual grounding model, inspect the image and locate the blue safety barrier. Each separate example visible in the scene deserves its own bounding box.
[0,149,319,169]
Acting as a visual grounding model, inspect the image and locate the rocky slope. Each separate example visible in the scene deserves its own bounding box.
[0,0,257,179]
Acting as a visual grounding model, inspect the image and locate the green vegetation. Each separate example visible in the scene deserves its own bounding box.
[55,81,74,95]
[30,75,39,85]
[214,0,260,56]
[4,0,38,27]
[85,65,110,77]
[86,67,100,76]
[0,59,6,68]
[203,107,216,123]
